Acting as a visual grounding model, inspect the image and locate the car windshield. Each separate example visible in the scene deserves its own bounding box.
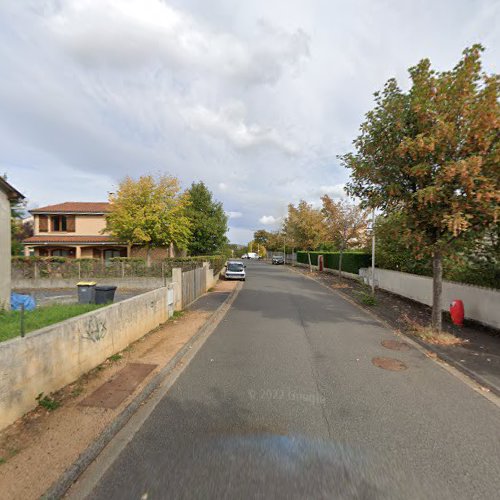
[228,262,244,272]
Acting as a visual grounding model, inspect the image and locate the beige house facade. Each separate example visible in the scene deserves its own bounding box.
[23,201,179,261]
[23,202,129,260]
[0,178,25,309]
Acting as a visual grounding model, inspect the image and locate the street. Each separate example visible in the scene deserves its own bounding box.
[77,261,500,499]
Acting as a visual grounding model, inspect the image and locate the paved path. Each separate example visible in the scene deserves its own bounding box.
[80,262,500,499]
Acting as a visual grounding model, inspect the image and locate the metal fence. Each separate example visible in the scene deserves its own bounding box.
[11,257,214,280]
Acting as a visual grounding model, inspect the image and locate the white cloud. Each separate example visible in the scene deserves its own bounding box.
[182,102,297,154]
[48,0,310,85]
[218,182,228,191]
[226,211,243,219]
[259,215,282,226]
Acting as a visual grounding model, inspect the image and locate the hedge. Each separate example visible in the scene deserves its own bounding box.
[296,251,371,275]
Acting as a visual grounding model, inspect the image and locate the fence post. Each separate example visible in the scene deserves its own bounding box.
[34,261,38,280]
[78,261,81,279]
[20,304,25,337]
[121,261,125,278]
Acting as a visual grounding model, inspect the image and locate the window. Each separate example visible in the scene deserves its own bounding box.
[51,249,71,257]
[104,249,122,261]
[51,215,67,232]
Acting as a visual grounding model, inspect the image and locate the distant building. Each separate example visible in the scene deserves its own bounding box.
[0,177,24,310]
[23,201,180,261]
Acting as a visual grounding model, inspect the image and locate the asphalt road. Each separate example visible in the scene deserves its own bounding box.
[82,261,500,499]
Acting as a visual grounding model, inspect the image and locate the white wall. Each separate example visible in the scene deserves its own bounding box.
[0,190,10,309]
[0,286,175,431]
[360,268,500,329]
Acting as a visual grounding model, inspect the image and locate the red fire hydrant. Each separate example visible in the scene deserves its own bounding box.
[450,300,464,326]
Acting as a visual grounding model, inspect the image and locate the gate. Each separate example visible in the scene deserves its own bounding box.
[182,266,207,308]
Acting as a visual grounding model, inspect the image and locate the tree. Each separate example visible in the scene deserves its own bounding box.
[343,45,499,330]
[253,229,272,247]
[106,175,191,266]
[283,200,327,250]
[185,181,228,255]
[321,196,370,276]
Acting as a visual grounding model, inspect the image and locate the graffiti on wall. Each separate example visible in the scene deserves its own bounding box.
[81,316,107,342]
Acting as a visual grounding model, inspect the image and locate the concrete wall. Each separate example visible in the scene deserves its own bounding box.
[359,268,500,330]
[0,190,10,310]
[12,277,167,290]
[0,286,175,431]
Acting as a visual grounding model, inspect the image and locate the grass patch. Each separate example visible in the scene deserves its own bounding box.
[36,392,60,412]
[107,353,123,362]
[0,303,105,342]
[402,314,465,346]
[171,311,184,320]
[354,290,377,306]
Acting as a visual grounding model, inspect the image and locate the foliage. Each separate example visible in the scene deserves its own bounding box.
[321,196,370,250]
[375,213,500,288]
[354,290,377,306]
[10,197,31,256]
[253,229,272,246]
[185,181,228,255]
[0,303,104,342]
[36,393,61,411]
[296,251,371,274]
[105,175,192,265]
[343,45,499,329]
[283,200,327,250]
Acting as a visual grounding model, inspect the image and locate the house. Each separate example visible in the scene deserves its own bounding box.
[23,202,129,260]
[0,177,25,310]
[23,201,180,261]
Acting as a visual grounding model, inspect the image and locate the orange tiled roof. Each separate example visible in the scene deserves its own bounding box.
[24,235,122,244]
[30,202,110,214]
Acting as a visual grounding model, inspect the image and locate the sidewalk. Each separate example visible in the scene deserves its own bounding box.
[0,280,238,500]
[289,265,500,396]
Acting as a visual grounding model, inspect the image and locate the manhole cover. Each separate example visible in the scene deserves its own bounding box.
[372,357,407,371]
[381,340,410,352]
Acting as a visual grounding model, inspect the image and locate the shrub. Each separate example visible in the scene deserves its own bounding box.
[297,251,371,274]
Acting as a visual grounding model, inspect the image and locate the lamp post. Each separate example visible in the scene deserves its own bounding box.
[371,208,376,296]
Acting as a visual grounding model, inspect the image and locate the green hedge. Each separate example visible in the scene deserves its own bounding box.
[296,251,371,275]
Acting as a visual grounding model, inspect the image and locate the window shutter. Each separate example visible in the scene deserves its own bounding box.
[39,215,48,232]
[67,216,76,232]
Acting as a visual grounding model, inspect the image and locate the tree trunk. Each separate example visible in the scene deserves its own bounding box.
[307,252,312,272]
[431,249,443,331]
[146,246,152,268]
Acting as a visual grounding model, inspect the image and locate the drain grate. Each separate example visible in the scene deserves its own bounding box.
[372,357,407,371]
[381,340,411,352]
[80,363,157,409]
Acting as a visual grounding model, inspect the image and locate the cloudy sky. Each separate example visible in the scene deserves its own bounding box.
[1,0,498,243]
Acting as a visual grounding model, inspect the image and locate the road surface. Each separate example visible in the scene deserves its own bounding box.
[76,261,500,499]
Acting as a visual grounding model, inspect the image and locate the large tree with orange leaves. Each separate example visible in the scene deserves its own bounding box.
[343,45,499,330]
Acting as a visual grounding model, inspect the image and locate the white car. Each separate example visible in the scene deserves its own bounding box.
[225,260,246,281]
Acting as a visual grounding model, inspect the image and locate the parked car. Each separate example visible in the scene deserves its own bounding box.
[241,254,249,259]
[272,255,285,265]
[224,260,246,281]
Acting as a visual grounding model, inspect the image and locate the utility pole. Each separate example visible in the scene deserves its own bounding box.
[371,208,376,296]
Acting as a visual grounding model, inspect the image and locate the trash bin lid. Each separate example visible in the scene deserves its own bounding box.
[95,285,117,291]
[77,281,96,286]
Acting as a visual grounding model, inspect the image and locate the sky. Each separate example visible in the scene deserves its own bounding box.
[1,0,498,244]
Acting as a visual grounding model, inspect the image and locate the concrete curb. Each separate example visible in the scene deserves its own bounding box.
[43,282,243,500]
[285,264,500,406]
